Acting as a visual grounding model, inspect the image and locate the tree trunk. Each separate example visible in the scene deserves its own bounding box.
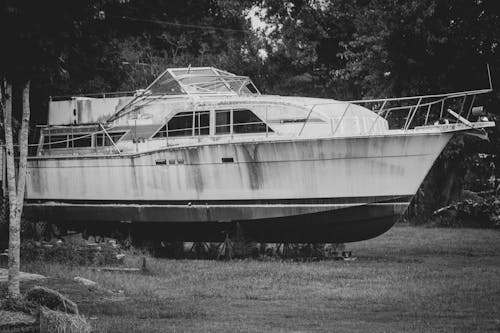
[16,81,30,218]
[2,81,20,299]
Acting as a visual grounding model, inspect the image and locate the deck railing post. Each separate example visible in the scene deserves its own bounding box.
[48,128,51,153]
[71,126,75,155]
[166,122,169,147]
[466,95,476,120]
[298,105,317,136]
[404,97,422,131]
[458,95,467,118]
[440,99,445,119]
[368,100,387,135]
[332,103,351,136]
[403,107,413,130]
[230,109,234,140]
[424,104,432,125]
[192,111,196,138]
[265,106,269,137]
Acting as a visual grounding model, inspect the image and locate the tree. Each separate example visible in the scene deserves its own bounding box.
[0,80,29,299]
[0,0,119,299]
[0,0,260,298]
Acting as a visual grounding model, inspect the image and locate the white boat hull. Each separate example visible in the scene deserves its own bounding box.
[25,132,452,242]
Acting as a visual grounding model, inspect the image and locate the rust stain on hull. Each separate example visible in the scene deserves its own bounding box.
[24,133,452,242]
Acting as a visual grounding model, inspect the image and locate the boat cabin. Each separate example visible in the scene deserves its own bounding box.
[37,67,388,156]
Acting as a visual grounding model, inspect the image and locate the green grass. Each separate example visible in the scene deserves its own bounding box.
[4,226,500,332]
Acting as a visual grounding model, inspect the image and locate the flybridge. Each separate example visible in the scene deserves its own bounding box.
[107,67,261,122]
[47,67,260,125]
[146,67,260,96]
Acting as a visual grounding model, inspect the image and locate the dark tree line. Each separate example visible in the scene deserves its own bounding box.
[1,0,499,299]
[1,0,499,228]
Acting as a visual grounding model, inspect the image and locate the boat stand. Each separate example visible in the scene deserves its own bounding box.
[217,233,233,260]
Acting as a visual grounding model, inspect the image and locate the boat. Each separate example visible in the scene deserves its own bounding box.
[23,67,495,243]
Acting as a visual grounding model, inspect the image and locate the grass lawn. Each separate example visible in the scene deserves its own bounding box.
[3,225,500,332]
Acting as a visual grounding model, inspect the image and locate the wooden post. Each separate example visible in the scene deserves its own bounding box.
[141,257,147,271]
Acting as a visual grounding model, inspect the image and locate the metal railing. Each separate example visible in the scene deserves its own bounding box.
[33,124,124,156]
[299,65,494,135]
[50,90,137,101]
[298,87,492,136]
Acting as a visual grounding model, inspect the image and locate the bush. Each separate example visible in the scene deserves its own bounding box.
[433,193,500,228]
[25,286,79,315]
[21,241,120,266]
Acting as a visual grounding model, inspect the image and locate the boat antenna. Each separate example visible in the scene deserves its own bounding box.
[487,63,493,90]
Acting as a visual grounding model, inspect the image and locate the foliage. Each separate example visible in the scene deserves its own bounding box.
[39,307,91,333]
[1,0,499,225]
[432,191,500,228]
[20,241,121,266]
[258,0,500,97]
[0,296,38,315]
[26,286,79,314]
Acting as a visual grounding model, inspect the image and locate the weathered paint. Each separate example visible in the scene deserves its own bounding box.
[48,96,134,125]
[34,67,495,243]
[26,133,451,203]
[25,131,452,241]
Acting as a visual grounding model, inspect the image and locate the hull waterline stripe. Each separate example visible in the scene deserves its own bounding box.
[25,195,414,206]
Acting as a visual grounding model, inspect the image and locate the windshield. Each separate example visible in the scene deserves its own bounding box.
[147,67,260,96]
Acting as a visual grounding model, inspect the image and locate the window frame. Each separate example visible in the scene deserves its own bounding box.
[152,110,211,139]
[152,107,273,140]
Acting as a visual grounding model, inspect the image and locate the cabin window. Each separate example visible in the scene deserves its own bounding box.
[167,111,193,137]
[110,132,126,143]
[215,110,231,134]
[94,131,126,147]
[233,109,269,133]
[72,134,92,148]
[44,130,124,149]
[154,111,210,138]
[215,109,272,135]
[47,135,69,149]
[194,111,210,135]
[153,125,168,138]
[95,133,105,146]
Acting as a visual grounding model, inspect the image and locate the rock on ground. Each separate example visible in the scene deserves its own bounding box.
[73,277,97,288]
[25,286,79,314]
[0,268,46,283]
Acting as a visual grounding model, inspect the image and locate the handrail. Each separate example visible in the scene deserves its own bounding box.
[298,87,492,136]
[50,90,137,101]
[39,86,493,154]
[312,88,491,106]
